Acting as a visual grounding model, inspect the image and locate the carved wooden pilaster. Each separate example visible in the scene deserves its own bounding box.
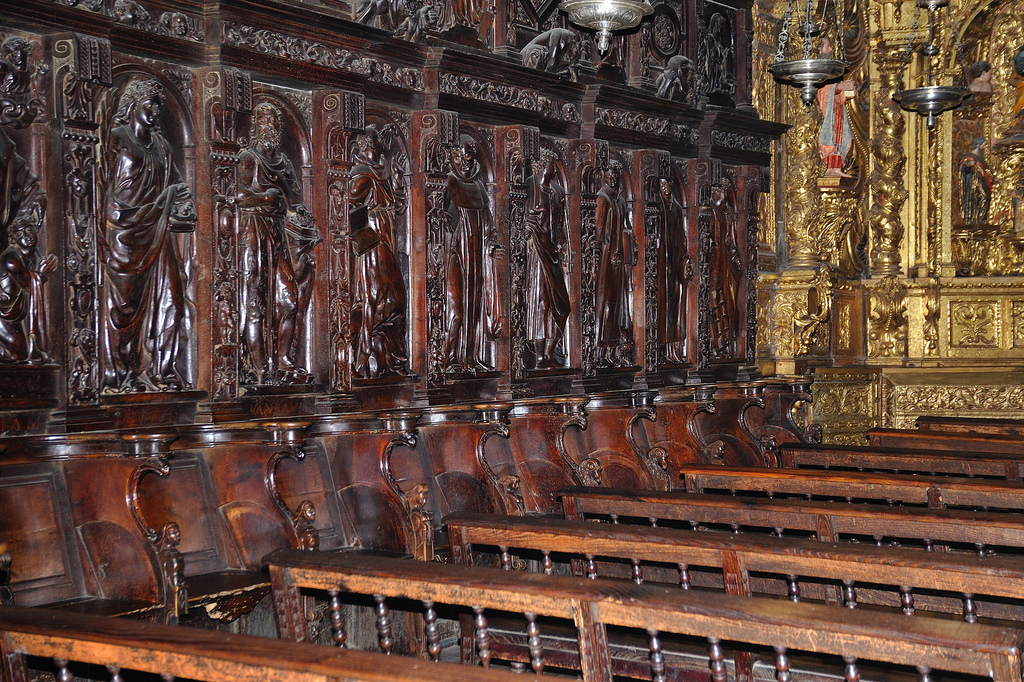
[689,158,714,371]
[201,68,250,406]
[56,35,111,408]
[630,148,669,381]
[317,90,364,395]
[571,138,608,380]
[498,124,530,387]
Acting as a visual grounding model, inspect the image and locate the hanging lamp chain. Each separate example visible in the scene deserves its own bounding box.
[897,4,922,92]
[774,0,796,63]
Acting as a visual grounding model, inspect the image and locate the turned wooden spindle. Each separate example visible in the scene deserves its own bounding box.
[963,592,978,623]
[54,659,73,682]
[328,588,347,648]
[610,513,619,524]
[678,563,691,589]
[917,666,933,682]
[499,545,512,570]
[923,539,934,552]
[160,674,174,682]
[900,585,915,615]
[773,645,791,682]
[107,664,123,682]
[374,594,393,655]
[584,554,597,579]
[786,575,800,602]
[708,637,728,682]
[423,599,441,661]
[541,550,553,575]
[631,558,643,585]
[648,517,658,527]
[842,580,858,609]
[843,656,861,682]
[647,628,666,682]
[525,611,544,674]
[473,606,491,668]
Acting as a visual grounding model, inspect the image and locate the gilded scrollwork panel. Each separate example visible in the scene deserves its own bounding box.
[949,300,999,348]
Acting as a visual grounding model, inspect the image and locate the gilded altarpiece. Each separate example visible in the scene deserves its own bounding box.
[758,0,1024,441]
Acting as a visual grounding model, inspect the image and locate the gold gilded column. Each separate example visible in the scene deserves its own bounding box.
[869,47,907,277]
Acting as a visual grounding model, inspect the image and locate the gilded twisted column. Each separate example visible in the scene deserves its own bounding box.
[782,90,822,268]
[869,47,907,277]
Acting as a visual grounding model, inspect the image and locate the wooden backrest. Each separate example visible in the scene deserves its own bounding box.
[867,428,1024,455]
[558,486,1024,551]
[443,512,1024,614]
[265,548,1024,682]
[0,605,539,682]
[778,442,1024,480]
[681,464,1024,510]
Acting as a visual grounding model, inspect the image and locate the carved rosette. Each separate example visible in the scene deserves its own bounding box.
[57,36,111,404]
[867,275,908,360]
[206,69,251,400]
[869,49,907,277]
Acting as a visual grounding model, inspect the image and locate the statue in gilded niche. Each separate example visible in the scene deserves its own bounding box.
[442,135,501,372]
[658,178,691,364]
[0,212,55,364]
[655,55,693,102]
[959,137,993,225]
[238,102,321,385]
[524,147,571,369]
[102,78,195,393]
[594,162,637,366]
[708,184,741,359]
[521,28,579,78]
[349,124,410,379]
[817,37,856,178]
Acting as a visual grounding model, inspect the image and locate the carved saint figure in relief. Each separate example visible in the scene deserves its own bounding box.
[655,55,693,102]
[442,134,501,371]
[349,124,410,379]
[238,102,321,385]
[959,137,992,226]
[0,37,45,128]
[703,13,734,99]
[708,184,742,359]
[0,211,55,364]
[594,162,637,366]
[658,178,691,364]
[102,78,195,392]
[524,147,571,369]
[158,522,187,623]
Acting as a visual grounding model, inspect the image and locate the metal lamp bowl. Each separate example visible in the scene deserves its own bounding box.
[894,85,969,128]
[559,0,653,52]
[770,58,848,106]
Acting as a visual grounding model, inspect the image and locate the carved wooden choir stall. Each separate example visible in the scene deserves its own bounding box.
[6,1,1015,682]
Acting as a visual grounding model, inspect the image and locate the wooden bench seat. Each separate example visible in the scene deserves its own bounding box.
[681,464,1024,510]
[777,442,1024,480]
[915,416,1024,437]
[558,486,1024,553]
[867,428,1024,455]
[265,548,1024,682]
[0,605,538,682]
[445,512,1024,624]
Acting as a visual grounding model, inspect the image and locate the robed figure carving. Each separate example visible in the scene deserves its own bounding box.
[524,148,571,369]
[238,102,320,385]
[594,162,637,366]
[0,212,55,363]
[101,78,196,392]
[349,124,410,379]
[708,184,742,359]
[659,178,691,364]
[959,137,992,226]
[442,135,501,372]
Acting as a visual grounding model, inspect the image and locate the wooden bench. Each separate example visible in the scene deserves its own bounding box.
[867,427,1024,455]
[266,548,1024,682]
[0,605,537,682]
[444,511,1024,623]
[915,415,1024,437]
[681,464,1024,511]
[777,442,1024,480]
[559,486,1024,554]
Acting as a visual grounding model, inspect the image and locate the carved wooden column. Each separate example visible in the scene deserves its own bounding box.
[498,124,530,392]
